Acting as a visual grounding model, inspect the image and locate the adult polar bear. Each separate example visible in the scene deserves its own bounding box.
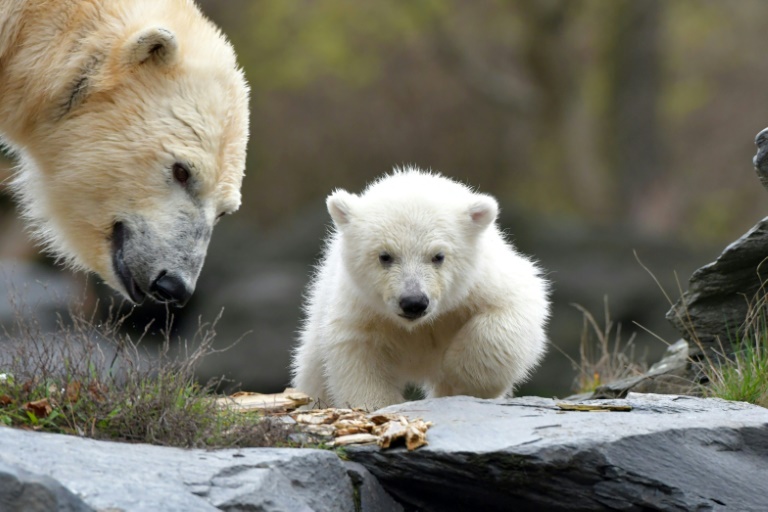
[293,168,550,410]
[0,1,249,305]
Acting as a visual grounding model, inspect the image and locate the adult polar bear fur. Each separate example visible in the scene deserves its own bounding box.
[0,1,249,305]
[293,168,550,410]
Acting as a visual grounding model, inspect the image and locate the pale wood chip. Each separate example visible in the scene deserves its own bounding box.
[405,421,431,450]
[376,419,408,449]
[216,388,312,413]
[333,433,380,446]
[299,424,336,436]
[368,414,397,425]
[335,426,372,437]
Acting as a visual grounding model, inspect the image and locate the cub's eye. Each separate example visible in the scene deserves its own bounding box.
[432,252,445,265]
[172,163,190,186]
[379,252,393,265]
[216,212,226,220]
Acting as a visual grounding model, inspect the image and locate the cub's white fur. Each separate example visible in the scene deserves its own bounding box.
[293,168,550,410]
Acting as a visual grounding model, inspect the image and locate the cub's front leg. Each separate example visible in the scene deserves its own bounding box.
[430,311,546,399]
[324,331,404,410]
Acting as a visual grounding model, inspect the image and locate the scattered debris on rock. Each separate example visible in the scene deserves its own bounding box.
[290,408,432,451]
[217,388,432,450]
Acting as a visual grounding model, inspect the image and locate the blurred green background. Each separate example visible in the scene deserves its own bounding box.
[2,0,767,397]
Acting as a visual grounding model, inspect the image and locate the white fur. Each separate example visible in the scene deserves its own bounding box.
[292,167,550,410]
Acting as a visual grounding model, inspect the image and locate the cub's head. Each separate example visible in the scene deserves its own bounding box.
[327,168,498,329]
[13,6,249,305]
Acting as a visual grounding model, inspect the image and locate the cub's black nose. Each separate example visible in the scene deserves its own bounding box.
[399,294,429,319]
[150,272,192,307]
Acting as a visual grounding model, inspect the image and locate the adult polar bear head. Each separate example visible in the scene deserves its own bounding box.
[0,1,250,306]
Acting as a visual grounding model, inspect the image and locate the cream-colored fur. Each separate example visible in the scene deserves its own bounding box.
[0,1,249,304]
[293,168,550,410]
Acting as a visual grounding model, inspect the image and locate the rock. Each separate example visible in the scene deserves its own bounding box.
[347,394,768,511]
[0,461,93,512]
[666,130,768,357]
[666,216,768,355]
[345,462,404,512]
[752,126,768,191]
[0,426,398,512]
[581,339,697,399]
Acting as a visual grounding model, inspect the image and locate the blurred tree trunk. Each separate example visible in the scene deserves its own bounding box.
[515,0,579,213]
[601,0,667,232]
[432,1,589,215]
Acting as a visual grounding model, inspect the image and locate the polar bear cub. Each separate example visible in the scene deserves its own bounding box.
[292,168,550,410]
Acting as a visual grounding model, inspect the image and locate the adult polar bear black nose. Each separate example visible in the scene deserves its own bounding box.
[150,272,193,307]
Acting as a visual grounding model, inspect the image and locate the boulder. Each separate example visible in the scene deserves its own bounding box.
[347,394,768,511]
[2,394,767,511]
[0,426,400,512]
[666,216,768,355]
[665,129,768,356]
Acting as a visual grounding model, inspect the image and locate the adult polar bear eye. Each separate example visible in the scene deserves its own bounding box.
[172,162,191,186]
[379,251,394,266]
[432,252,445,265]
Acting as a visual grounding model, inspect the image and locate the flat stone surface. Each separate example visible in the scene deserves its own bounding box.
[0,428,360,512]
[348,394,768,511]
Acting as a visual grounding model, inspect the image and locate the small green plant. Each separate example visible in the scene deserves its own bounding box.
[698,292,768,408]
[0,295,290,448]
[569,297,647,394]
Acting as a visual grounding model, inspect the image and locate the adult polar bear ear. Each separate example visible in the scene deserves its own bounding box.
[467,194,499,233]
[327,190,359,228]
[121,27,179,68]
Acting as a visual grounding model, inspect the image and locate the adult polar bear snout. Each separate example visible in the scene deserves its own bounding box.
[111,209,212,307]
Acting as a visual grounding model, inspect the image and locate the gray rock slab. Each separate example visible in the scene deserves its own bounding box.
[347,394,768,512]
[345,462,404,512]
[0,427,359,512]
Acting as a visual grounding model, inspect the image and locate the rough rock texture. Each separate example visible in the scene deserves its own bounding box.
[666,215,768,355]
[0,461,93,512]
[347,394,768,512]
[0,427,400,512]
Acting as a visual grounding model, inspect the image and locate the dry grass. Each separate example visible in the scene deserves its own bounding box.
[569,297,648,394]
[0,294,290,448]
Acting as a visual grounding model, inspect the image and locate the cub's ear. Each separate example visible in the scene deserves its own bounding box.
[467,194,498,231]
[327,190,358,228]
[122,27,179,67]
